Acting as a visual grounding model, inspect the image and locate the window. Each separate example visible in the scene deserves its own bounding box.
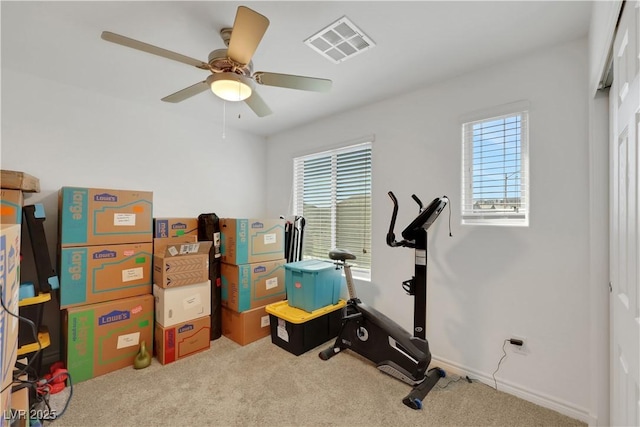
[462,105,529,226]
[293,141,372,277]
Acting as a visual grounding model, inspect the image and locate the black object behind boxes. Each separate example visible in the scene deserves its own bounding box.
[198,213,222,341]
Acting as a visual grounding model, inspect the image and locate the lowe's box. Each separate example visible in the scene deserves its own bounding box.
[59,242,153,308]
[0,224,20,412]
[155,315,211,365]
[153,281,211,327]
[220,218,285,265]
[153,241,212,288]
[0,189,23,225]
[285,260,343,313]
[59,187,153,247]
[153,218,199,238]
[221,259,286,312]
[63,294,154,383]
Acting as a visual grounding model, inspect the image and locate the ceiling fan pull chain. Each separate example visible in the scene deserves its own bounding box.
[222,100,226,139]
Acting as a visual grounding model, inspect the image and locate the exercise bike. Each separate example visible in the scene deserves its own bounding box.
[319,191,449,409]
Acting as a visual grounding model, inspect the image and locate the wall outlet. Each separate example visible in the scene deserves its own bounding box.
[508,335,528,355]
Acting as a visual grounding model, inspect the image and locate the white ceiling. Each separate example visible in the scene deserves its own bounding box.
[1,1,593,138]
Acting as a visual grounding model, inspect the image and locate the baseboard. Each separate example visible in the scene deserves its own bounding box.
[431,356,597,425]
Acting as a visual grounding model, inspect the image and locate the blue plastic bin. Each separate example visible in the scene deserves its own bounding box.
[285,260,343,312]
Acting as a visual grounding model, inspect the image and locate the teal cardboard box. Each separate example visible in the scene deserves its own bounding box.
[59,187,153,247]
[59,242,153,308]
[221,259,286,312]
[220,218,285,265]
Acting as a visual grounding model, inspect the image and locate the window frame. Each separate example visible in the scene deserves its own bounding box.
[292,139,373,279]
[461,101,530,227]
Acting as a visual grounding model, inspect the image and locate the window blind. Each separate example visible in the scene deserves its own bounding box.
[462,111,529,225]
[293,142,372,272]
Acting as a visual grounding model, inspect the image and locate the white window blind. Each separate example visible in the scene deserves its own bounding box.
[462,110,529,226]
[293,142,372,274]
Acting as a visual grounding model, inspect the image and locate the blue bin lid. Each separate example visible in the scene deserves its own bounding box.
[284,259,337,272]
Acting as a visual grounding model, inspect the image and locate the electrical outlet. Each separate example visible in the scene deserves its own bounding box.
[509,335,527,355]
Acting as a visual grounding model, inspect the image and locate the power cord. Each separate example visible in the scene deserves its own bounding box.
[492,339,509,390]
[34,370,74,423]
[443,195,453,237]
[0,284,42,391]
[436,373,473,389]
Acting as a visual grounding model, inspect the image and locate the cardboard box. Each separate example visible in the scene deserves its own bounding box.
[58,242,153,308]
[0,170,39,192]
[63,294,154,383]
[153,235,197,254]
[0,190,23,225]
[220,218,285,265]
[153,281,211,327]
[153,241,212,288]
[221,259,286,312]
[0,225,20,418]
[58,187,153,247]
[153,218,199,238]
[10,359,29,427]
[154,315,211,365]
[221,305,270,346]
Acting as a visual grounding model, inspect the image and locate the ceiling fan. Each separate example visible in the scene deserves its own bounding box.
[101,6,332,117]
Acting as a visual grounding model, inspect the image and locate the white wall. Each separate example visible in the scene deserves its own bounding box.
[266,38,595,422]
[1,68,267,362]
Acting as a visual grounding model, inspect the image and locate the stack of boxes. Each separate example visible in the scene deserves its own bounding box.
[152,218,212,365]
[0,170,38,415]
[58,187,154,383]
[219,218,286,345]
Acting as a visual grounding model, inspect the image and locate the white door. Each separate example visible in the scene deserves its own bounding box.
[610,2,640,426]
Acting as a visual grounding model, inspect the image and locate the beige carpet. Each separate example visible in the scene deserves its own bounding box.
[49,336,586,427]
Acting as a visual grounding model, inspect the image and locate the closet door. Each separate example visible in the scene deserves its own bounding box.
[610,2,640,426]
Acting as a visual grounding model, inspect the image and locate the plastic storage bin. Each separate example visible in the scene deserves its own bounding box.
[284,260,343,312]
[266,299,346,356]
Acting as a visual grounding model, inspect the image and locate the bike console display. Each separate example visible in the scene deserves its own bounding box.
[387,191,448,246]
[401,196,448,240]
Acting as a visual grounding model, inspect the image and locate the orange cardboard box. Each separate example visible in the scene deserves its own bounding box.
[221,305,270,346]
[0,170,39,192]
[153,241,212,288]
[154,315,211,365]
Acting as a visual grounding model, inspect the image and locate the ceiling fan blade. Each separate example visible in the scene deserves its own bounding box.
[101,31,209,69]
[254,72,332,92]
[161,81,209,103]
[244,90,273,117]
[227,6,269,66]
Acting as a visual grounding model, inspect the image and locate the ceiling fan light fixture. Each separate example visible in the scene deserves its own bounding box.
[207,73,253,101]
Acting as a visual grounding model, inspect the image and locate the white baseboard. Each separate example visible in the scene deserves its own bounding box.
[431,356,597,426]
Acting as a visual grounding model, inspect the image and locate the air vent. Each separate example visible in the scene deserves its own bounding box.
[304,16,375,64]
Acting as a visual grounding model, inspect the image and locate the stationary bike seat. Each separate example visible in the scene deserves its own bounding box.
[329,248,357,261]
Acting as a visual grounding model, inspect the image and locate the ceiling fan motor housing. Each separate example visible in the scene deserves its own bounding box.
[207,48,252,77]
